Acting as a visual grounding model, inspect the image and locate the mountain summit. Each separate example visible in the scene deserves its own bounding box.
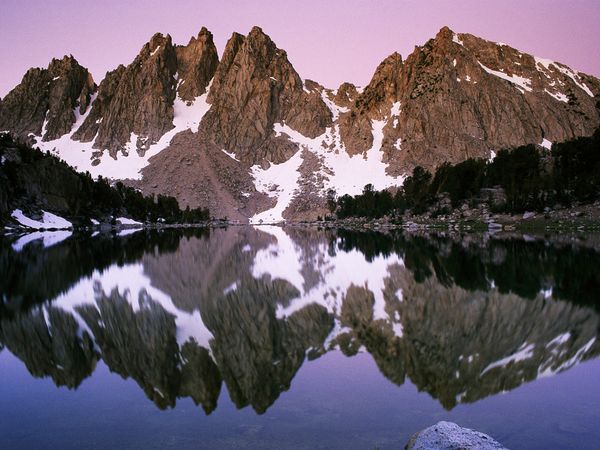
[1,26,598,221]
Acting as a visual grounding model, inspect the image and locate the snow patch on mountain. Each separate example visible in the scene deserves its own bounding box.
[478,62,532,93]
[320,90,349,121]
[51,262,215,350]
[452,34,464,46]
[221,149,240,161]
[116,217,143,226]
[34,80,213,180]
[540,138,552,150]
[250,113,405,223]
[544,89,568,103]
[554,64,594,97]
[250,149,304,224]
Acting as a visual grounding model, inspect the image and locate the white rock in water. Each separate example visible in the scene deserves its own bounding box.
[406,421,508,450]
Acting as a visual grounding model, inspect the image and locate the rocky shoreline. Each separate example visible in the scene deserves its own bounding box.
[287,200,600,233]
[4,201,600,235]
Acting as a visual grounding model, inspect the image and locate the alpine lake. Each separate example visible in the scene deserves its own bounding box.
[1,226,599,449]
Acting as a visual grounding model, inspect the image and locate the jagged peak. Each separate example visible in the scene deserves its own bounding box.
[248,25,267,38]
[217,32,245,71]
[185,26,214,47]
[144,32,174,57]
[197,26,211,37]
[369,51,403,82]
[49,54,79,66]
[382,51,403,65]
[244,25,278,54]
[435,25,456,40]
[45,55,90,76]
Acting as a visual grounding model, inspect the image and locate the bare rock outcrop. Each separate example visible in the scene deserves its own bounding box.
[0,55,95,141]
[201,26,332,165]
[406,421,508,450]
[339,26,600,176]
[73,30,219,157]
[175,27,219,101]
[73,33,179,156]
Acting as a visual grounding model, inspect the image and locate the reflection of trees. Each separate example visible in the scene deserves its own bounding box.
[1,227,599,415]
[0,228,209,317]
[334,230,600,309]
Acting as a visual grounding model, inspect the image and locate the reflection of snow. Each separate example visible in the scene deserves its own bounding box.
[11,231,72,251]
[481,342,535,375]
[253,226,405,329]
[51,263,214,351]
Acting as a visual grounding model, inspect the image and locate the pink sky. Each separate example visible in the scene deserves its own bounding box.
[1,0,599,97]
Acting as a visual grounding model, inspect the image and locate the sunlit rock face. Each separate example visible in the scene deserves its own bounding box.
[0,227,599,415]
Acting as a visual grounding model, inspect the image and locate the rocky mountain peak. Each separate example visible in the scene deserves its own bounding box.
[434,25,455,41]
[0,55,95,141]
[201,27,331,165]
[72,31,181,157]
[338,50,404,156]
[148,32,171,50]
[357,51,403,111]
[175,27,219,101]
[333,82,360,108]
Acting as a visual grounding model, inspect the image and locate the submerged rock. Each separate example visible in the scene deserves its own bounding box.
[406,421,508,449]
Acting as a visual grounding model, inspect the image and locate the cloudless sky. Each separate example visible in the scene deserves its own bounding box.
[1,0,599,97]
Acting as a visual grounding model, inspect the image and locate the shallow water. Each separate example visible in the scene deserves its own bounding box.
[1,226,599,449]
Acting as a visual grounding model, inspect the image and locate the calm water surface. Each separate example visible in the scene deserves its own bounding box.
[1,226,599,449]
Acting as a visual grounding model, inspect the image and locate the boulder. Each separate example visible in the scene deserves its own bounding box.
[406,421,508,450]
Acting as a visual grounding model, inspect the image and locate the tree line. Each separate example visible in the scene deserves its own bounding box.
[332,128,600,219]
[0,133,209,224]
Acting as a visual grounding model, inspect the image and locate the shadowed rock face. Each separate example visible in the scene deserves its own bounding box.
[174,27,219,102]
[0,307,97,389]
[0,55,96,141]
[202,279,333,413]
[1,228,599,416]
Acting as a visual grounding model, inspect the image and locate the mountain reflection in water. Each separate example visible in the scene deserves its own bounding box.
[0,226,599,416]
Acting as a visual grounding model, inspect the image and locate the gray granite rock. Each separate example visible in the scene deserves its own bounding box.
[406,421,508,450]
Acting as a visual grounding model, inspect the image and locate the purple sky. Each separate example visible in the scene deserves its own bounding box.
[1,0,599,97]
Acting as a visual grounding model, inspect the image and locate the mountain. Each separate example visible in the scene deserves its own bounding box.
[0,55,95,141]
[1,26,599,222]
